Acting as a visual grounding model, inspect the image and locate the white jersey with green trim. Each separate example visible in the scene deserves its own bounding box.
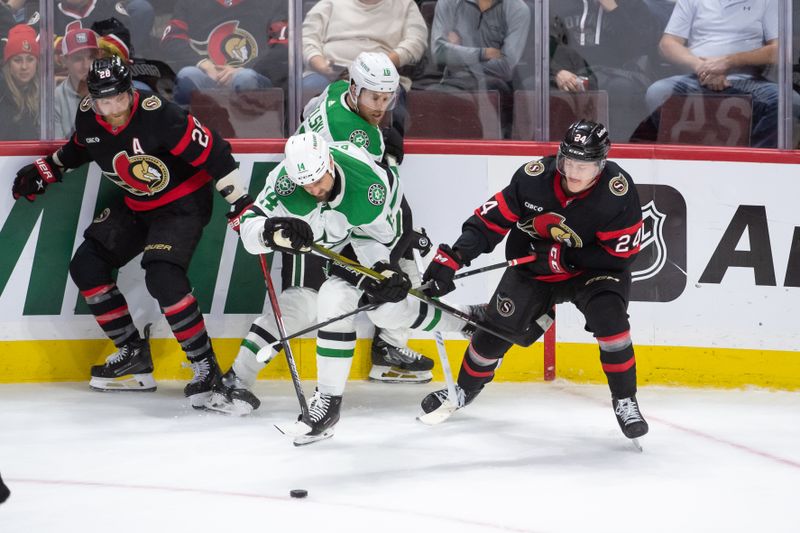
[239,141,404,268]
[297,80,385,162]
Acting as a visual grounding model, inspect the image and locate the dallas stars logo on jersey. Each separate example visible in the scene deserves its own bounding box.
[348,129,370,148]
[275,174,296,196]
[367,183,386,206]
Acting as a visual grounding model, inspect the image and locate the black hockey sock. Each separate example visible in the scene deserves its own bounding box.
[162,293,213,361]
[598,332,637,399]
[456,342,500,391]
[80,283,139,347]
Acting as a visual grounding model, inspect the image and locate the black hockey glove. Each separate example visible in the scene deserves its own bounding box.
[381,126,404,165]
[358,261,412,304]
[262,217,314,254]
[225,193,255,233]
[12,156,63,202]
[407,227,432,257]
[527,241,576,276]
[422,244,463,297]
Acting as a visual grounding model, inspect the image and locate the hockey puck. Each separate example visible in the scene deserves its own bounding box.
[289,489,308,498]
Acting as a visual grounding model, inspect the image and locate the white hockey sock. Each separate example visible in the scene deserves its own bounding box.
[316,355,353,396]
[232,345,266,388]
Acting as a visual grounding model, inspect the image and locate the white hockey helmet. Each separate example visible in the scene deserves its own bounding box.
[349,52,400,99]
[284,132,332,186]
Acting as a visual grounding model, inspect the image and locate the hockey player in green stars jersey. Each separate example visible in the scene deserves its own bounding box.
[297,52,436,383]
[207,53,433,417]
[221,133,475,444]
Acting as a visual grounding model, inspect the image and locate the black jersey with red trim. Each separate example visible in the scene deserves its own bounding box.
[161,0,284,70]
[453,156,643,282]
[54,0,131,38]
[56,90,237,212]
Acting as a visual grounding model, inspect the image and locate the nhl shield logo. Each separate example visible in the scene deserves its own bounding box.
[632,200,666,282]
[629,184,687,303]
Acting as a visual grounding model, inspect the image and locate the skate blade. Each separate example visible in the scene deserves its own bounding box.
[89,374,157,392]
[203,392,254,417]
[293,427,335,446]
[368,366,432,384]
[275,419,313,437]
[416,399,458,426]
[630,438,643,452]
[188,391,214,410]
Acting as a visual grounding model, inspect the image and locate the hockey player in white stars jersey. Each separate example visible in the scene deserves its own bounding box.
[208,133,473,445]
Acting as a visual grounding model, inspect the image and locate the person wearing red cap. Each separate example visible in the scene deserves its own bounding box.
[55,27,100,138]
[0,24,39,140]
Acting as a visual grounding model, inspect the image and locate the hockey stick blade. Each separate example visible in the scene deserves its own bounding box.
[416,399,459,425]
[274,419,313,437]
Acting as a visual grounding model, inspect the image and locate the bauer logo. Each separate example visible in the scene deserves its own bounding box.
[630,184,687,302]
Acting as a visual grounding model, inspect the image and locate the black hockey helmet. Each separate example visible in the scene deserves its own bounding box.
[87,56,132,99]
[559,119,611,162]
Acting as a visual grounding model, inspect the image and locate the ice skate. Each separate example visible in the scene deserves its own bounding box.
[0,471,9,504]
[292,389,342,446]
[418,384,481,424]
[613,395,649,441]
[204,368,261,416]
[368,332,434,383]
[183,352,222,408]
[89,324,156,392]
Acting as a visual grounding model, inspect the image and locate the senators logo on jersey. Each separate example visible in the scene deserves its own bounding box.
[517,212,583,248]
[192,21,258,67]
[108,152,170,196]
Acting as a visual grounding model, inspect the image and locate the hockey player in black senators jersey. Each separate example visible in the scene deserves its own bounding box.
[10,56,255,407]
[421,120,649,443]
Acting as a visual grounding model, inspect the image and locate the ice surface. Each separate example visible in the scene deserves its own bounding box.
[1,381,797,532]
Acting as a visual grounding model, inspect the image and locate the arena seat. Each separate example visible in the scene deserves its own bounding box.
[656,94,752,146]
[406,90,502,139]
[189,88,286,139]
[512,90,609,140]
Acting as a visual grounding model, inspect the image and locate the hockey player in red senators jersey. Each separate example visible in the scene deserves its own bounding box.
[10,56,254,407]
[421,120,649,442]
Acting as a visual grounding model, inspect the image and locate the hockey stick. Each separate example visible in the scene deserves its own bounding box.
[453,255,535,280]
[416,255,537,293]
[411,250,459,425]
[257,254,311,436]
[309,244,520,346]
[256,301,379,362]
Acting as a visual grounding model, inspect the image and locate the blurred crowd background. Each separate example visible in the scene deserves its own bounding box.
[0,0,797,149]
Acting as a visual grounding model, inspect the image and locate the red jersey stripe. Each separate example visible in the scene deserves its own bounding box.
[474,210,509,236]
[124,170,211,211]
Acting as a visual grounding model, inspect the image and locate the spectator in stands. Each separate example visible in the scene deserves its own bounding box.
[121,0,155,54]
[302,0,428,132]
[549,0,661,143]
[429,0,530,138]
[643,0,677,30]
[161,0,278,106]
[53,0,133,38]
[54,27,99,138]
[0,24,39,140]
[92,16,176,97]
[645,0,792,148]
